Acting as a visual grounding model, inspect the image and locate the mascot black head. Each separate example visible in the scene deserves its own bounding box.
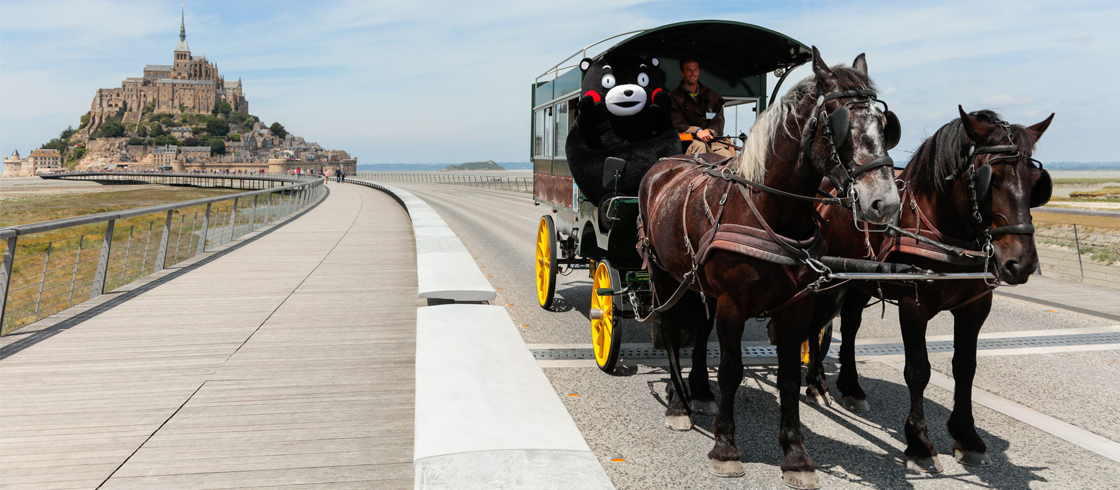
[580,55,666,119]
[565,54,680,205]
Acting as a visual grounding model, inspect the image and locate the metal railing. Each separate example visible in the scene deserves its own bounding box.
[350,172,532,193]
[1034,222,1120,288]
[0,173,326,334]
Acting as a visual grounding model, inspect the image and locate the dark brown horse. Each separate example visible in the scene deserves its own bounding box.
[638,48,901,488]
[804,107,1054,472]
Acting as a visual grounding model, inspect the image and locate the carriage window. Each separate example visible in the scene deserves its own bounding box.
[554,102,569,158]
[544,107,554,157]
[534,109,546,157]
[726,99,759,139]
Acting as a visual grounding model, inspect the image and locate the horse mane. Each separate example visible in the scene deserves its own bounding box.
[904,110,1040,196]
[736,65,875,182]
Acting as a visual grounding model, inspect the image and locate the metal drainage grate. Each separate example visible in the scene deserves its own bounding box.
[531,331,1120,361]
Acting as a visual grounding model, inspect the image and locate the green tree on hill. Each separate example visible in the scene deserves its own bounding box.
[79,112,91,130]
[208,138,226,155]
[93,119,126,138]
[269,122,288,139]
[59,126,75,140]
[206,118,230,137]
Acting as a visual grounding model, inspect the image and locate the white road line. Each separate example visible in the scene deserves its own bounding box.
[882,361,1120,465]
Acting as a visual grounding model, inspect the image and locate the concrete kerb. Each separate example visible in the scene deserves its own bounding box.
[344,178,614,490]
[415,305,613,489]
[346,179,494,303]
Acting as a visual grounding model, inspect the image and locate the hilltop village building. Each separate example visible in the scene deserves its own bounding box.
[2,149,64,178]
[85,11,248,137]
[2,11,356,179]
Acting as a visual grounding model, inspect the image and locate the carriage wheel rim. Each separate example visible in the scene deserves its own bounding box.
[591,262,613,367]
[535,218,550,306]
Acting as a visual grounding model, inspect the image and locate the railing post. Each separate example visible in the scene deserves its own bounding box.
[68,235,85,306]
[120,225,134,284]
[0,236,17,329]
[155,210,173,271]
[172,214,187,263]
[228,198,239,242]
[89,219,116,299]
[197,203,212,255]
[1073,224,1085,282]
[141,222,153,275]
[250,195,259,231]
[35,241,52,321]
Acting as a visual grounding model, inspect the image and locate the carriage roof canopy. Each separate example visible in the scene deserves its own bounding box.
[602,20,810,85]
[535,20,811,107]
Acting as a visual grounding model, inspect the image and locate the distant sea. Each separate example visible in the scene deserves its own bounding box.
[356,162,532,172]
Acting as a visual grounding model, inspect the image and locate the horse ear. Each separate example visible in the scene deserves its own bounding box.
[959,105,993,143]
[852,53,868,75]
[811,46,832,81]
[1027,113,1055,141]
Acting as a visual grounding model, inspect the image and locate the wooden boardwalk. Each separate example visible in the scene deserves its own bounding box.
[0,183,420,489]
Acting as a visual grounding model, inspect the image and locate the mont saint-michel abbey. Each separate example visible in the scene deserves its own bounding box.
[86,12,248,136]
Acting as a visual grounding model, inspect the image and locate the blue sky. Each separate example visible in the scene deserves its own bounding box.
[1,0,1115,164]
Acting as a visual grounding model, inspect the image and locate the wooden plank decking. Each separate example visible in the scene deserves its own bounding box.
[0,183,420,489]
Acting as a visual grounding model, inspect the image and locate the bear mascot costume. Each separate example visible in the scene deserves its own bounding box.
[565,54,682,205]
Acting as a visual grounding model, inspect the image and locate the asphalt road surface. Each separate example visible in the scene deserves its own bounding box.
[390,180,1120,489]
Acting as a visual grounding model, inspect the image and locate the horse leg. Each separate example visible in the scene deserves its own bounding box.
[948,294,993,467]
[649,268,693,431]
[773,305,820,489]
[899,297,941,473]
[805,291,844,406]
[686,292,718,415]
[707,297,746,477]
[836,289,872,413]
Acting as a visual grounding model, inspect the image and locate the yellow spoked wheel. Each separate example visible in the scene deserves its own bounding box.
[801,321,834,364]
[590,260,623,372]
[535,215,558,310]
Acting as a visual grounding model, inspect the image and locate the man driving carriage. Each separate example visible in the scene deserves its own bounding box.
[670,56,735,158]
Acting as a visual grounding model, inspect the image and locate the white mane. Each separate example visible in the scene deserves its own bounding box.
[734,76,816,182]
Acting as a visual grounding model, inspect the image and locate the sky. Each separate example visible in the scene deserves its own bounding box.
[1,0,1116,164]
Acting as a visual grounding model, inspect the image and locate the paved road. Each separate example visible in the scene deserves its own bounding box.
[394,181,1120,490]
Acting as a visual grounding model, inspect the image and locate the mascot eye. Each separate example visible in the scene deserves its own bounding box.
[601,74,616,89]
[637,73,649,87]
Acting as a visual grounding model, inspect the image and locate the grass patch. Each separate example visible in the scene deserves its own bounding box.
[1053,178,1120,185]
[1032,211,1120,229]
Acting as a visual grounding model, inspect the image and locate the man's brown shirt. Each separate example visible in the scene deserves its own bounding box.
[670,81,726,136]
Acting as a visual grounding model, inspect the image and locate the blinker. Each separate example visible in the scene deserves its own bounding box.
[974,164,992,203]
[1031,169,1052,207]
[828,106,850,149]
[884,111,901,150]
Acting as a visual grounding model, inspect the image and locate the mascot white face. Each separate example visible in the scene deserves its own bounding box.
[579,56,660,117]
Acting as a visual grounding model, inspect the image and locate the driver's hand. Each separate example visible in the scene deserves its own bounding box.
[697,129,713,142]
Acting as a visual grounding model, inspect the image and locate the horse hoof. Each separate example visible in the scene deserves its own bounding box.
[690,400,718,415]
[841,396,870,413]
[709,459,745,478]
[906,455,944,473]
[665,415,692,431]
[805,392,830,406]
[954,448,992,467]
[782,470,821,489]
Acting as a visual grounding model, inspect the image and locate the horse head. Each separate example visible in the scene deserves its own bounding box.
[957,107,1054,284]
[807,47,902,225]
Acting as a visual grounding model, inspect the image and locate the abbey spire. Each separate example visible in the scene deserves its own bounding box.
[180,7,186,42]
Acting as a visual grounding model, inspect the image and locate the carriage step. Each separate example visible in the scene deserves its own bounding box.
[530,330,1120,361]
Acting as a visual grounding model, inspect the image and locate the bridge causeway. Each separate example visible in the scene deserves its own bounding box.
[0,183,420,489]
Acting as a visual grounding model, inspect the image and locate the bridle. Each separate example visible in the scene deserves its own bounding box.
[804,89,901,203]
[947,119,1051,249]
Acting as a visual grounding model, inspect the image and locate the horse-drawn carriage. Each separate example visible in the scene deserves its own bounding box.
[531,20,1054,488]
[532,21,814,371]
